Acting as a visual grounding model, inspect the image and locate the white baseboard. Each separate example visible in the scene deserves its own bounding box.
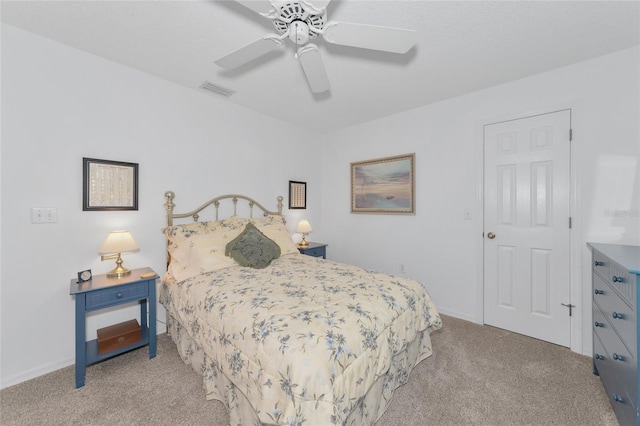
[1,357,74,390]
[1,322,168,390]
[436,306,480,324]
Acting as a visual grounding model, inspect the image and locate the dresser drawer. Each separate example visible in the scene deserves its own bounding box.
[610,263,638,309]
[594,331,637,420]
[594,273,637,357]
[592,250,612,281]
[593,330,611,379]
[594,330,636,416]
[86,282,149,310]
[594,252,637,309]
[609,387,637,426]
[593,305,637,399]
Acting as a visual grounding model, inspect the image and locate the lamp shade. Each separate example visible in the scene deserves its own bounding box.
[98,230,139,255]
[296,220,312,234]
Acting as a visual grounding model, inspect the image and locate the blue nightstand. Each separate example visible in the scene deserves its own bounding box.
[297,242,327,259]
[70,267,158,388]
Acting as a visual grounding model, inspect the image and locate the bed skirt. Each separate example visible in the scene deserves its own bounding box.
[166,313,435,426]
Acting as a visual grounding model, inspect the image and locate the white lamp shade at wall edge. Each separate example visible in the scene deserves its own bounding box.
[98,230,140,255]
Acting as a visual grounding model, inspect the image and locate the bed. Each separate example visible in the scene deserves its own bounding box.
[159,191,442,425]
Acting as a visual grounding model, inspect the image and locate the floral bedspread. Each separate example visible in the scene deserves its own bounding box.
[161,254,441,425]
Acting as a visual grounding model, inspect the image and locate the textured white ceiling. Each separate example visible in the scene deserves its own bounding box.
[2,0,639,133]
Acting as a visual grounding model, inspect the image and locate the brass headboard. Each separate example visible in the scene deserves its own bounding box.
[163,191,285,265]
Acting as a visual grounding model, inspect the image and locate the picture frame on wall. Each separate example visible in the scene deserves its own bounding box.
[351,153,415,214]
[83,158,139,211]
[289,180,307,209]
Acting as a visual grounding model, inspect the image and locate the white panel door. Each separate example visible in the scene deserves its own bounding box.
[484,110,571,346]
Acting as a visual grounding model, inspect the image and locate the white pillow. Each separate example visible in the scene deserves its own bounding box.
[252,217,300,256]
[165,214,298,282]
[169,223,246,281]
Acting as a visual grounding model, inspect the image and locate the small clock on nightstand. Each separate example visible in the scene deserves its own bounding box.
[297,242,327,259]
[77,269,92,283]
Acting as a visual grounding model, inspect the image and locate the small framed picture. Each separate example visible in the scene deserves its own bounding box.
[83,158,138,211]
[289,180,307,209]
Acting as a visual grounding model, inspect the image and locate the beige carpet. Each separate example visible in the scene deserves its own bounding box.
[0,315,616,425]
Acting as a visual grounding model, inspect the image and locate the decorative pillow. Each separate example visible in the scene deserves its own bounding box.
[225,223,281,269]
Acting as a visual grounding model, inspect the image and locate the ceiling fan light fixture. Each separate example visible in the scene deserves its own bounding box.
[289,21,310,45]
[273,1,325,39]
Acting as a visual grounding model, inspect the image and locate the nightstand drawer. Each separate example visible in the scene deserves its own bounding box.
[297,242,327,259]
[302,247,325,258]
[86,281,149,310]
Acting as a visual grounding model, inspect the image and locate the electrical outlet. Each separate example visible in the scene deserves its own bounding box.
[464,208,472,220]
[399,264,406,274]
[31,207,57,223]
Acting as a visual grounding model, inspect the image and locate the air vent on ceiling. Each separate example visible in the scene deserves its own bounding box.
[199,81,235,97]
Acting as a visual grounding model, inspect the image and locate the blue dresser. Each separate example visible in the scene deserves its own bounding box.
[589,243,640,425]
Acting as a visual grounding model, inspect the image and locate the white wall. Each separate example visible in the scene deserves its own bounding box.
[321,46,640,355]
[2,22,638,388]
[0,25,323,388]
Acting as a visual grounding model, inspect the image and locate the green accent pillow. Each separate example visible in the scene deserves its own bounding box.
[225,222,281,269]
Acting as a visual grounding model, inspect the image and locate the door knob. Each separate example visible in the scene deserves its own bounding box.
[487,232,496,239]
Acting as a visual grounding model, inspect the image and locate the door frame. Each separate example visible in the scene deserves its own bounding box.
[473,102,584,354]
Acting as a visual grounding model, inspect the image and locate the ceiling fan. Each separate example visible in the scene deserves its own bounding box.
[215,0,418,94]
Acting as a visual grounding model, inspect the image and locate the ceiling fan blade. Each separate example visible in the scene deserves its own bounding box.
[232,0,277,16]
[323,21,417,54]
[297,44,330,94]
[215,35,283,69]
[300,0,332,14]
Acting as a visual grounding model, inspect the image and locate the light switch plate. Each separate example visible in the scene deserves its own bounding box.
[31,207,57,223]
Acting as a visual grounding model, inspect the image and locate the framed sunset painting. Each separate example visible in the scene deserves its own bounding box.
[351,153,415,214]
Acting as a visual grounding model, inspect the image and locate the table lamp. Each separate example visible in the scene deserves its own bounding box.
[296,220,312,247]
[99,230,139,278]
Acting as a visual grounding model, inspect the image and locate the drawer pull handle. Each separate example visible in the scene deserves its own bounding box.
[612,276,623,283]
[116,292,123,299]
[594,353,604,360]
[613,353,625,362]
[594,261,604,266]
[594,321,604,328]
[594,289,604,295]
[612,312,624,320]
[613,394,624,403]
